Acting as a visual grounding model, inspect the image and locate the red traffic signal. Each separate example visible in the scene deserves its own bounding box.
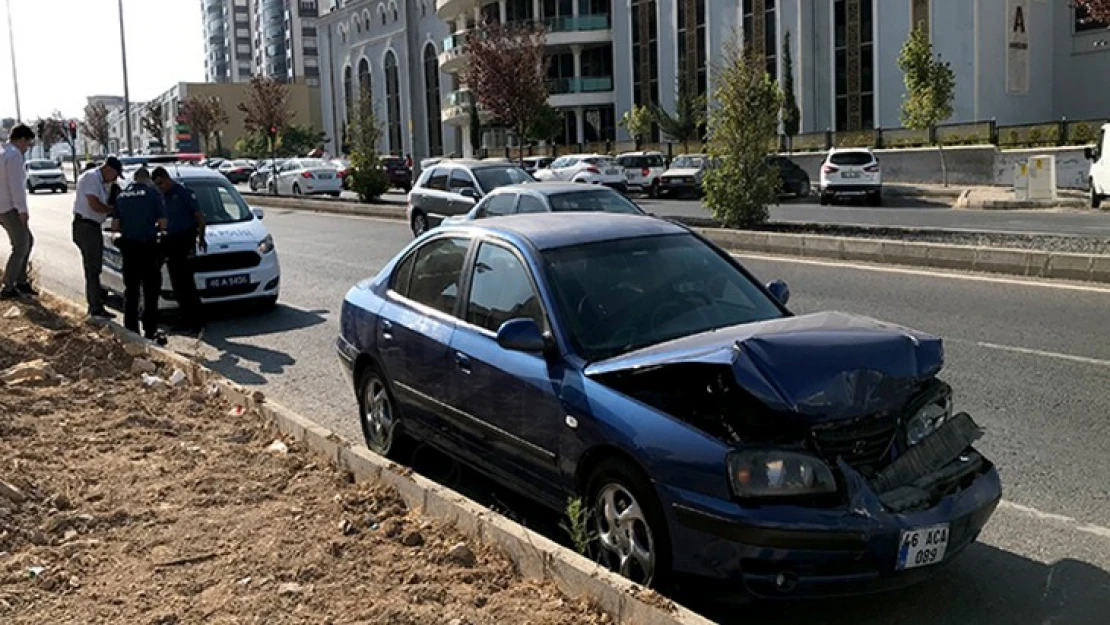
[269,126,277,136]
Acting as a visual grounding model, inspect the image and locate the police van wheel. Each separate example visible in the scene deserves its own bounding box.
[257,295,278,311]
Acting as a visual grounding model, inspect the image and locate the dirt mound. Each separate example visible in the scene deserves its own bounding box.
[0,300,610,624]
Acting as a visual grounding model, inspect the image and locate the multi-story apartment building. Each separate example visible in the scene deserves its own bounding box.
[253,0,323,86]
[202,0,254,83]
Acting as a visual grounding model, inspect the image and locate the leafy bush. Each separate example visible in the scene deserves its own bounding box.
[347,92,390,202]
[349,161,390,202]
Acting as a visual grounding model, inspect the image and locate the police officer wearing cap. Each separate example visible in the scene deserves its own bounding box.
[72,156,123,319]
[151,166,207,334]
[111,167,168,345]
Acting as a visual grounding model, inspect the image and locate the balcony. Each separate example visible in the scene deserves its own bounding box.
[542,14,610,32]
[436,0,478,22]
[442,89,491,126]
[548,77,615,108]
[438,31,471,74]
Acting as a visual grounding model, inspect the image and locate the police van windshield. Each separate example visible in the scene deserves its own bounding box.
[182,179,254,225]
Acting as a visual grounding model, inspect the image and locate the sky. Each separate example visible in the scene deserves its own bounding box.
[0,0,205,121]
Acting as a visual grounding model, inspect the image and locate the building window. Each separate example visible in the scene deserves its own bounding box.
[630,0,659,141]
[584,105,615,142]
[741,0,777,78]
[676,0,707,97]
[834,0,874,131]
[423,44,443,157]
[343,64,353,121]
[542,0,574,20]
[384,51,402,154]
[358,57,371,99]
[1076,4,1109,33]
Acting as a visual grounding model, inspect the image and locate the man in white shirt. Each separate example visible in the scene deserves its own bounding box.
[0,123,35,299]
[72,156,122,318]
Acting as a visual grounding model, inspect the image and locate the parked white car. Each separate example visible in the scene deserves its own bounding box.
[615,151,667,197]
[819,148,883,206]
[1084,123,1110,209]
[269,158,343,196]
[24,159,68,193]
[533,153,628,192]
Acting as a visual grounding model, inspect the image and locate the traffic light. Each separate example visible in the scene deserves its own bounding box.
[269,126,277,137]
[68,120,78,141]
[36,121,44,138]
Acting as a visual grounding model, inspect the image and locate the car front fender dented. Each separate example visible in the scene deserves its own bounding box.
[837,457,886,519]
[871,412,984,495]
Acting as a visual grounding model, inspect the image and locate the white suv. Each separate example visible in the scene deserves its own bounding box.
[1085,123,1110,209]
[819,148,883,206]
[533,154,628,193]
[615,151,667,197]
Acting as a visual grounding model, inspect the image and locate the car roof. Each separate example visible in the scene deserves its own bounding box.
[489,181,614,196]
[431,159,524,170]
[161,165,228,181]
[829,147,874,153]
[617,151,663,156]
[440,213,687,251]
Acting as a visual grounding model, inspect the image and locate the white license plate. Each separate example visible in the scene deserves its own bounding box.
[206,274,251,289]
[842,171,861,179]
[606,169,620,175]
[896,524,949,570]
[318,173,334,179]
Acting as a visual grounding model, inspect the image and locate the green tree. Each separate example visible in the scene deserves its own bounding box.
[80,102,111,155]
[468,102,482,156]
[524,104,562,145]
[346,93,389,202]
[618,104,653,149]
[179,96,229,155]
[141,102,165,149]
[898,24,956,186]
[704,39,783,228]
[780,31,801,154]
[235,124,326,158]
[652,79,706,153]
[1075,0,1110,22]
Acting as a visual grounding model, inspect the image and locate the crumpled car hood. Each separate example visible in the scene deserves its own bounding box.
[584,311,943,421]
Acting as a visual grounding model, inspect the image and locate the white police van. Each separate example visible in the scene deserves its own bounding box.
[101,162,281,310]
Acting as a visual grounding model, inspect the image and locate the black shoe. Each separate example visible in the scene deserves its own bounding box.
[89,309,116,320]
[15,283,37,297]
[145,331,168,346]
[0,287,19,300]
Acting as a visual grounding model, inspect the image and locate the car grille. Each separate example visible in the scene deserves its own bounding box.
[190,251,261,273]
[810,415,898,475]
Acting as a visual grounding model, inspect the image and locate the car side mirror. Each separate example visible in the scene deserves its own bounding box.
[496,318,547,353]
[459,187,479,199]
[251,207,264,220]
[766,279,791,306]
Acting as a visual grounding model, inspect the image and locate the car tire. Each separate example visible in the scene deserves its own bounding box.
[819,191,830,206]
[292,183,302,195]
[256,295,278,311]
[798,177,811,198]
[586,458,672,591]
[1091,179,1102,209]
[648,180,659,199]
[356,365,408,459]
[401,183,411,193]
[328,191,341,198]
[249,178,258,191]
[410,210,429,237]
[868,191,883,207]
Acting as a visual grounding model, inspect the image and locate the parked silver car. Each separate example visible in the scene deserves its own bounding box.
[405,160,534,236]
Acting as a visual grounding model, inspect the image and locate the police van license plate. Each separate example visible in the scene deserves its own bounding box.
[207,274,250,289]
[896,524,949,570]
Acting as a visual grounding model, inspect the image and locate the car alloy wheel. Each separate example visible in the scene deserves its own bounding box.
[1091,180,1102,209]
[594,482,656,585]
[411,212,429,237]
[359,372,396,455]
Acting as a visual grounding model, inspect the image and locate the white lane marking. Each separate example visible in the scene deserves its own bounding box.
[974,342,1110,367]
[732,252,1110,295]
[998,500,1110,541]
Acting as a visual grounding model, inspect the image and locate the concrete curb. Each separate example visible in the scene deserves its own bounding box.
[34,290,713,625]
[241,191,407,221]
[954,190,1088,211]
[699,228,1110,284]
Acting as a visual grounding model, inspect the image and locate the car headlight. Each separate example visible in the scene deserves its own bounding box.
[727,450,837,498]
[906,397,952,447]
[257,235,274,254]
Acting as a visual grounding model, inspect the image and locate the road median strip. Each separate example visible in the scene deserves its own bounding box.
[29,289,714,625]
[248,195,1110,283]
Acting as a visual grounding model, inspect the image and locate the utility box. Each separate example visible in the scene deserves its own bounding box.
[1026,154,1057,201]
[1013,161,1029,201]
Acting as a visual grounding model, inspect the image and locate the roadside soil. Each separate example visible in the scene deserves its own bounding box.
[0,298,611,625]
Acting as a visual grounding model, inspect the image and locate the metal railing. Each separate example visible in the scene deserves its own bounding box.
[548,76,614,94]
[783,117,1107,152]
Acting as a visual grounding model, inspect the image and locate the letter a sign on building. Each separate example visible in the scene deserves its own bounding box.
[1006,0,1030,94]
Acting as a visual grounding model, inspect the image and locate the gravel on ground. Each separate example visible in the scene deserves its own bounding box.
[0,299,612,625]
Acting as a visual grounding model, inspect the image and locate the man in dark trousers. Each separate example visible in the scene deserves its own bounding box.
[111,168,167,345]
[72,156,122,319]
[151,167,206,334]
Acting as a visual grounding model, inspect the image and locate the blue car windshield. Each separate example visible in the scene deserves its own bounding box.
[543,234,784,361]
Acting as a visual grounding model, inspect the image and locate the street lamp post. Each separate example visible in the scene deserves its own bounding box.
[117,0,133,154]
[5,0,21,121]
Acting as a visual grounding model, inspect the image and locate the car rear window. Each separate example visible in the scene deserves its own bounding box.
[548,190,645,215]
[829,152,875,166]
[620,155,665,167]
[382,157,405,168]
[473,166,534,192]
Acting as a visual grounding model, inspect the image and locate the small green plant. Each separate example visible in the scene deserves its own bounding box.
[619,104,654,149]
[559,497,597,557]
[347,92,390,202]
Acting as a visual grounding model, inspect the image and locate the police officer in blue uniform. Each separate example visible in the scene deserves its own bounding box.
[151,166,207,335]
[111,168,168,344]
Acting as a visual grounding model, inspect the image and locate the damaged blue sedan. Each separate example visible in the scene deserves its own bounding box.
[336,213,1002,599]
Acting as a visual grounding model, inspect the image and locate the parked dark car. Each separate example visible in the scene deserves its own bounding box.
[219,159,256,184]
[249,159,284,192]
[405,160,535,236]
[380,156,413,193]
[768,155,811,197]
[336,212,1002,598]
[441,182,647,226]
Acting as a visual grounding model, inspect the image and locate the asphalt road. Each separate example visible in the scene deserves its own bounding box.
[12,192,1110,624]
[235,184,1110,236]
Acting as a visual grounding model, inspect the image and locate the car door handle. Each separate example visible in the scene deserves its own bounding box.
[454,351,471,374]
[380,320,393,341]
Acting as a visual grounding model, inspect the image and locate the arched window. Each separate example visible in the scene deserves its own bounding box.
[358,57,371,101]
[384,51,402,154]
[423,44,443,157]
[343,65,353,121]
